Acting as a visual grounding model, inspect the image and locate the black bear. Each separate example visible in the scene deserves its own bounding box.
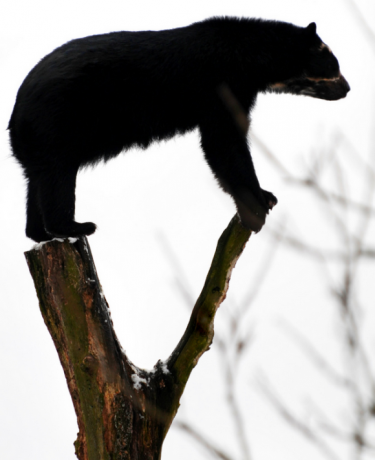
[8,17,350,242]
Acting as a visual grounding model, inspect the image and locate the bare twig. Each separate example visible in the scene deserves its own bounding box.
[256,373,341,460]
[225,358,252,460]
[174,421,234,460]
[156,232,196,308]
[342,0,375,53]
[279,320,354,390]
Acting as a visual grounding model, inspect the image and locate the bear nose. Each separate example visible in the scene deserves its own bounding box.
[339,73,350,93]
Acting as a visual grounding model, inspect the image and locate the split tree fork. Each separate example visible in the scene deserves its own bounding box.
[25,215,252,460]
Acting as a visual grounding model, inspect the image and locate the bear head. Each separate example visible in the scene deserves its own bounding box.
[268,22,350,101]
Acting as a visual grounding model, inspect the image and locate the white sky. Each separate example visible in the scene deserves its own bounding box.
[1,0,375,459]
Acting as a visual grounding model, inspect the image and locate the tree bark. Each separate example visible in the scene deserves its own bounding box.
[25,215,252,460]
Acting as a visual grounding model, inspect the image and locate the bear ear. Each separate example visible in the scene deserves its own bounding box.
[306,22,317,35]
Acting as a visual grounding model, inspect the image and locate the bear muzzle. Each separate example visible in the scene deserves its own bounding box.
[305,72,350,100]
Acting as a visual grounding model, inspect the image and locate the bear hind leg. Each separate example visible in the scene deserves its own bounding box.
[37,166,97,239]
[25,177,52,242]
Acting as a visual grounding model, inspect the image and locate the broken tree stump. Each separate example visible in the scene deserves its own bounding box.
[25,215,252,460]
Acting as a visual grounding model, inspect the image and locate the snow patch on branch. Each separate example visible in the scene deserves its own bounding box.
[82,238,90,256]
[130,363,150,390]
[33,237,78,250]
[148,359,170,375]
[160,361,170,375]
[131,374,149,390]
[33,238,64,250]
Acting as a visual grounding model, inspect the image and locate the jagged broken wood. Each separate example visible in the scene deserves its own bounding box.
[25,215,252,460]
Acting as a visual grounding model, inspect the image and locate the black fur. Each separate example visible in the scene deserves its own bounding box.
[8,17,350,241]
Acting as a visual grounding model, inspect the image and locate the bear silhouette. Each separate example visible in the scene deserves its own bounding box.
[8,17,350,242]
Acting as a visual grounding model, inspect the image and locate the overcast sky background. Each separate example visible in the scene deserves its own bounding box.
[1,0,375,459]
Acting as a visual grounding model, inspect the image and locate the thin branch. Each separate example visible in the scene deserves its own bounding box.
[156,232,196,308]
[256,373,341,460]
[225,359,252,460]
[254,133,375,217]
[174,421,234,460]
[167,215,252,405]
[342,0,375,54]
[216,327,253,460]
[279,320,354,390]
[304,399,354,444]
[252,132,292,177]
[267,228,342,261]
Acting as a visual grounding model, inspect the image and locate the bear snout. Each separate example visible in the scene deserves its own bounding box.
[305,72,350,101]
[327,73,350,100]
[338,73,350,95]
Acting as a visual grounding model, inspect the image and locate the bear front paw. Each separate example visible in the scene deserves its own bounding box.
[261,189,278,212]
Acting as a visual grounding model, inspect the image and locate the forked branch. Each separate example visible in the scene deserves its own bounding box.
[25,215,251,460]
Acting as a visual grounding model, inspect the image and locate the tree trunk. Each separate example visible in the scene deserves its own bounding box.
[25,215,252,460]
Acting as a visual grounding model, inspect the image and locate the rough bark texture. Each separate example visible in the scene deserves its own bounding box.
[25,215,252,460]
